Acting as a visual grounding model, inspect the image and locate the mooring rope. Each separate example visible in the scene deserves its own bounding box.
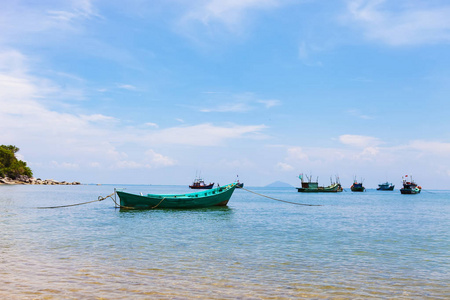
[36,187,319,209]
[110,194,128,209]
[421,189,436,194]
[239,187,322,206]
[36,192,116,209]
[109,193,167,209]
[150,197,167,209]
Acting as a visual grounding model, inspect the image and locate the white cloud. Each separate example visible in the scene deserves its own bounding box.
[359,146,379,157]
[50,161,79,169]
[145,123,268,146]
[145,149,176,167]
[47,0,99,22]
[89,162,101,168]
[347,109,374,120]
[258,99,281,108]
[345,0,450,46]
[0,0,99,43]
[408,140,450,156]
[145,122,159,128]
[287,147,309,161]
[275,147,308,174]
[276,162,294,171]
[183,0,280,28]
[201,102,252,112]
[117,84,138,91]
[298,42,324,66]
[339,134,382,148]
[200,93,280,112]
[109,149,176,169]
[114,160,143,169]
[81,114,118,123]
[215,158,254,169]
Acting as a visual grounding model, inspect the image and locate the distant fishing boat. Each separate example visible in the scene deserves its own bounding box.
[350,178,365,192]
[296,174,343,193]
[235,175,244,188]
[116,183,237,209]
[400,175,421,194]
[189,177,214,189]
[377,182,395,191]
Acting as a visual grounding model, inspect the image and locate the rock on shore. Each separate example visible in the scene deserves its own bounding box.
[0,176,81,185]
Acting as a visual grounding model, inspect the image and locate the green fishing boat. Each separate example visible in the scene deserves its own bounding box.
[296,174,343,193]
[116,183,237,209]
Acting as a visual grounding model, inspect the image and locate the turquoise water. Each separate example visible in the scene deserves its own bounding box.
[1,184,449,299]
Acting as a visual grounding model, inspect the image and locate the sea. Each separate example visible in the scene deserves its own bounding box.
[0,184,449,299]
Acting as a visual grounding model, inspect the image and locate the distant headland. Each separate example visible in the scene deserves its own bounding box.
[265,181,294,188]
[0,145,80,185]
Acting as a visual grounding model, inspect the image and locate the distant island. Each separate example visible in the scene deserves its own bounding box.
[0,145,80,185]
[265,181,294,188]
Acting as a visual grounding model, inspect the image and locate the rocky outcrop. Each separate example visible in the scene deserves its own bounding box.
[0,176,81,185]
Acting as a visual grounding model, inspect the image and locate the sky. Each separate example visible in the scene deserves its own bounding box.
[1,0,450,188]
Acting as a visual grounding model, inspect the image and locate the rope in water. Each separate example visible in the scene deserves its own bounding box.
[109,194,128,209]
[239,187,322,206]
[36,192,116,209]
[421,189,436,194]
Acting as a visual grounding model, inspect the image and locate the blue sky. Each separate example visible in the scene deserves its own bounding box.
[1,0,450,188]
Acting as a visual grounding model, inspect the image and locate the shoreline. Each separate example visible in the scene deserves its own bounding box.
[0,177,81,185]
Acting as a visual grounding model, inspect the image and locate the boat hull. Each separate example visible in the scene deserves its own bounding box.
[400,188,421,194]
[377,182,394,190]
[400,176,421,194]
[377,186,394,191]
[351,183,365,192]
[116,184,236,209]
[189,183,215,189]
[297,183,343,193]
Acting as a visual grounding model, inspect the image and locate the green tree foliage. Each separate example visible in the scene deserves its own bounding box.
[0,145,33,179]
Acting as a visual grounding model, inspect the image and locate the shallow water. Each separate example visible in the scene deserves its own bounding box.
[1,184,449,299]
